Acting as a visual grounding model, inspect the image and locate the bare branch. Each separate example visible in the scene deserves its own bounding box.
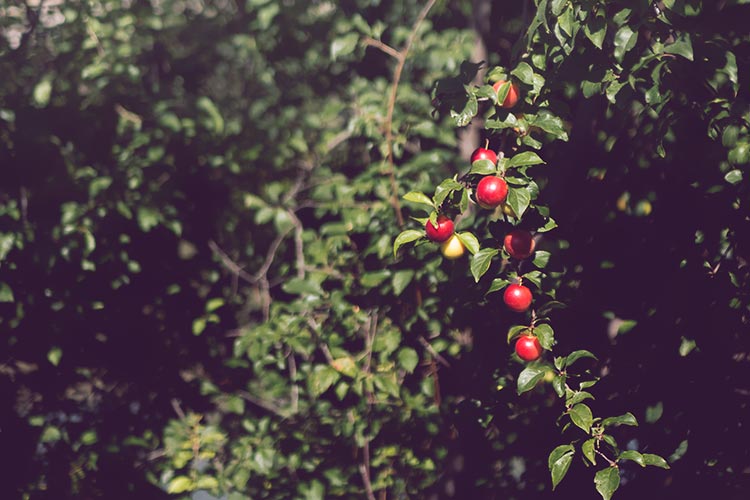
[418,336,451,368]
[362,36,403,61]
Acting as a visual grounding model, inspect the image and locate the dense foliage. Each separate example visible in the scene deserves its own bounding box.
[1,0,749,499]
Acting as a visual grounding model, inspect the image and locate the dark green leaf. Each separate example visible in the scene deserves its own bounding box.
[470,159,498,175]
[643,453,670,469]
[569,403,594,433]
[619,450,646,467]
[594,467,620,500]
[567,391,594,406]
[397,348,419,374]
[584,11,607,49]
[548,444,575,490]
[487,278,511,295]
[583,438,597,465]
[508,151,545,168]
[471,248,499,282]
[667,32,693,60]
[565,350,598,367]
[511,62,535,85]
[507,325,530,344]
[309,365,341,397]
[534,324,555,350]
[517,364,546,394]
[506,187,531,219]
[392,269,415,296]
[393,230,424,256]
[552,374,566,397]
[614,25,638,62]
[533,251,551,268]
[602,412,638,428]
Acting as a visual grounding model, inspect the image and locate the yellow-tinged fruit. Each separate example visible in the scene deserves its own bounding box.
[440,234,466,260]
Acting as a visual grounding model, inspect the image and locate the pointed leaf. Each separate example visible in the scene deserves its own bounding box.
[569,403,594,433]
[517,364,546,394]
[456,232,480,255]
[393,230,424,256]
[643,453,670,469]
[403,191,435,208]
[594,467,620,500]
[470,159,497,175]
[508,151,545,168]
[565,350,597,367]
[471,248,499,282]
[602,412,638,428]
[619,450,645,467]
[548,444,575,490]
[507,325,530,344]
[506,187,531,219]
[534,324,555,350]
[583,438,597,465]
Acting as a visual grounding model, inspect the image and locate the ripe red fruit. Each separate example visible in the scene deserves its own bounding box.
[471,147,498,165]
[515,335,542,361]
[425,215,455,243]
[475,176,508,209]
[504,229,536,260]
[503,283,532,312]
[493,80,520,108]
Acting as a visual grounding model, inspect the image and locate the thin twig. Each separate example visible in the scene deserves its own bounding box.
[382,0,439,228]
[362,36,403,61]
[237,390,286,417]
[418,336,452,368]
[286,347,299,414]
[359,440,377,500]
[305,317,334,363]
[594,448,617,467]
[170,398,186,420]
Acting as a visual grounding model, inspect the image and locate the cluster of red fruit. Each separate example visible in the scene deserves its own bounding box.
[423,132,543,363]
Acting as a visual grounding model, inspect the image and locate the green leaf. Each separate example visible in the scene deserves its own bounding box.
[548,444,575,490]
[89,176,112,198]
[470,158,498,175]
[506,187,531,219]
[283,277,323,296]
[569,403,594,433]
[511,62,535,85]
[583,438,597,465]
[451,91,478,127]
[552,374,566,397]
[456,232,480,255]
[0,282,14,302]
[434,178,463,206]
[724,169,743,185]
[667,32,693,60]
[565,350,597,367]
[330,33,359,60]
[309,365,340,397]
[527,251,549,270]
[393,230,424,256]
[584,11,607,49]
[643,453,670,469]
[470,248,499,282]
[192,317,207,336]
[602,412,638,428]
[679,337,697,357]
[330,357,358,378]
[517,364,546,394]
[619,450,646,467]
[403,191,435,208]
[167,476,194,494]
[614,25,638,62]
[397,347,419,373]
[534,324,555,350]
[507,325,530,344]
[594,467,620,500]
[137,207,160,232]
[487,278,511,295]
[508,151,545,168]
[567,391,594,406]
[196,96,224,134]
[47,347,63,367]
[194,476,220,490]
[33,77,53,107]
[392,269,414,296]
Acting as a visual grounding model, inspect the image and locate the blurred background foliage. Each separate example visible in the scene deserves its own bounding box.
[0,0,748,499]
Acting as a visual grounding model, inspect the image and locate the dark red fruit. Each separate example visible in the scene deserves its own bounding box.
[515,335,542,361]
[504,284,532,312]
[504,229,536,260]
[475,176,508,209]
[471,147,498,166]
[425,215,455,243]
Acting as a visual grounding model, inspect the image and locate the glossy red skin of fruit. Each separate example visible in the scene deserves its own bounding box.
[425,215,455,243]
[504,284,532,312]
[504,229,536,260]
[475,176,508,209]
[493,80,520,108]
[470,147,498,165]
[515,335,542,361]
